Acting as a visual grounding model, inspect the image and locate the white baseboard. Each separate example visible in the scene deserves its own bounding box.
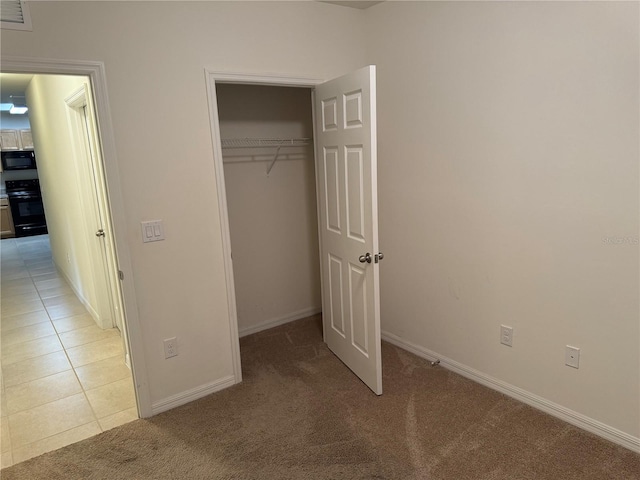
[150,307,322,415]
[238,306,322,338]
[151,375,237,415]
[381,330,640,453]
[54,261,105,328]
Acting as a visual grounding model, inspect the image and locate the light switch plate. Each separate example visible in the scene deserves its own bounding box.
[141,220,165,243]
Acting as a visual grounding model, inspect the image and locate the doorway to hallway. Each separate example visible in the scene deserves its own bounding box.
[0,68,140,469]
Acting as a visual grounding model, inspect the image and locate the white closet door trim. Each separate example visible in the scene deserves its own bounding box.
[205,70,321,88]
[204,69,322,385]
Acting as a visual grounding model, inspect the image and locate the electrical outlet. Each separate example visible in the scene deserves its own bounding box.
[66,252,71,264]
[164,337,178,359]
[565,345,580,369]
[500,325,513,347]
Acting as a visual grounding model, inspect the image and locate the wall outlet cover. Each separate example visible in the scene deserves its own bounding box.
[500,325,513,347]
[164,337,178,359]
[565,345,580,369]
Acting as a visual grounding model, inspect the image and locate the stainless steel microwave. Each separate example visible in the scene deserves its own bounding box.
[1,151,37,170]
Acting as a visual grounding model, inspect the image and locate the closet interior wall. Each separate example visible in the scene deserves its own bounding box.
[216,84,321,336]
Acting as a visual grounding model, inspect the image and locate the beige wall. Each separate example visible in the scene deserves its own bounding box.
[217,84,320,335]
[25,74,102,319]
[3,0,637,443]
[366,2,639,438]
[1,1,366,407]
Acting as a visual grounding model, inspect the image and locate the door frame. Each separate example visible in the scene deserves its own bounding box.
[65,85,116,330]
[204,70,322,383]
[1,56,151,417]
[65,84,131,366]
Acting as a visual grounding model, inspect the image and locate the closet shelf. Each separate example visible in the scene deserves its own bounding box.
[220,137,313,149]
[220,137,313,175]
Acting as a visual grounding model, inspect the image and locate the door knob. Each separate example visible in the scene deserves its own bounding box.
[95,229,105,237]
[359,253,372,264]
[375,252,384,263]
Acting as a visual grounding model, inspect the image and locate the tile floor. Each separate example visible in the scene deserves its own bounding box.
[0,235,137,469]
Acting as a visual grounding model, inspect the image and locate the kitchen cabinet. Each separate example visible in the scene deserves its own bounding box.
[1,198,15,238]
[19,129,34,150]
[0,129,32,151]
[0,129,21,151]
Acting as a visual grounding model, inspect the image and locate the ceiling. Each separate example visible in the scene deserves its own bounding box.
[320,1,384,10]
[0,73,33,104]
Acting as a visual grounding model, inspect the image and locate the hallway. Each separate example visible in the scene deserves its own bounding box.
[1,235,137,468]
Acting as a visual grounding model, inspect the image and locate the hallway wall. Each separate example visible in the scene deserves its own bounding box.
[25,74,103,325]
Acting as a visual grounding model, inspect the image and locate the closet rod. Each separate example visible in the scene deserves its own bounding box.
[220,137,313,149]
[220,137,313,175]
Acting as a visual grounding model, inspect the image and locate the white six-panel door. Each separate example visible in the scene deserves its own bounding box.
[315,65,382,395]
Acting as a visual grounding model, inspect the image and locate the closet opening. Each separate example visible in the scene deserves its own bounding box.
[214,83,323,352]
[207,66,382,394]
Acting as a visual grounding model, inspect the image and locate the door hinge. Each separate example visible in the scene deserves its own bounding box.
[118,270,124,280]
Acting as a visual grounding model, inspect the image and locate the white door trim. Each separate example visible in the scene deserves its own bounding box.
[64,85,114,329]
[204,69,322,383]
[207,71,321,87]
[1,56,151,418]
[65,84,132,369]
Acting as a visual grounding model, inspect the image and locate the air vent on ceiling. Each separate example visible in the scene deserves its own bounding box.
[0,0,32,31]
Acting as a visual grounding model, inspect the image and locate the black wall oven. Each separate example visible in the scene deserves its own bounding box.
[5,179,48,237]
[1,151,37,171]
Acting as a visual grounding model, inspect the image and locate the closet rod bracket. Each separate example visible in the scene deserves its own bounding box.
[266,143,284,176]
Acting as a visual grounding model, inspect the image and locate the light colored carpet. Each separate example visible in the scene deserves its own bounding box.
[2,315,639,479]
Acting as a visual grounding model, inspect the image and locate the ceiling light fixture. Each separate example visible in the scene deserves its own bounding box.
[9,105,28,114]
[7,95,27,114]
[0,103,14,111]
